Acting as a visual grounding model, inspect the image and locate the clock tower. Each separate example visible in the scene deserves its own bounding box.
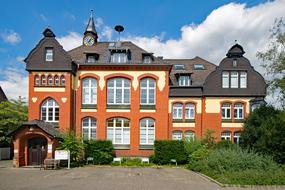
[83,10,98,46]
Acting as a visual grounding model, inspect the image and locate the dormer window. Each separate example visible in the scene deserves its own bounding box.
[87,55,96,63]
[111,52,127,63]
[45,48,53,62]
[179,75,191,86]
[194,64,205,70]
[174,64,185,70]
[143,56,152,64]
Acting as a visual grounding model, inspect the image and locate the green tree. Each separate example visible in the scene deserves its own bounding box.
[240,105,285,163]
[257,18,285,107]
[0,98,28,146]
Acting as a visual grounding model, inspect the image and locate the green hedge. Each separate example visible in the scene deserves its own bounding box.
[153,140,187,164]
[84,140,114,164]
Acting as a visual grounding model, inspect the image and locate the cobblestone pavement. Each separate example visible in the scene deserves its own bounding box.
[0,161,284,190]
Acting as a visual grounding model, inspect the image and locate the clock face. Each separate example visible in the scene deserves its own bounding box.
[84,36,95,46]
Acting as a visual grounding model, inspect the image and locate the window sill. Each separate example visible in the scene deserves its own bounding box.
[140,105,156,110]
[113,144,130,150]
[107,105,130,109]
[222,119,232,123]
[81,104,97,109]
[139,145,154,150]
[173,119,183,123]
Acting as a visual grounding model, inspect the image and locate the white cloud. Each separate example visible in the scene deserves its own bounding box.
[16,56,25,64]
[0,67,28,100]
[0,30,21,45]
[57,32,82,51]
[40,13,48,22]
[64,12,76,21]
[101,26,113,41]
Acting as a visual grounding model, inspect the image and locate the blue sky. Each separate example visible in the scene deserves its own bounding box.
[0,0,284,100]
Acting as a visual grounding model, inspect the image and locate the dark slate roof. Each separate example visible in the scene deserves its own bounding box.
[226,43,245,58]
[9,119,59,138]
[68,41,166,65]
[165,57,217,86]
[0,86,7,103]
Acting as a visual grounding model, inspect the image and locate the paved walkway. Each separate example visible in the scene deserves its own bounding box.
[0,161,284,190]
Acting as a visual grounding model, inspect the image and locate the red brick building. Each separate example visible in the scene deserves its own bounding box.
[11,14,266,167]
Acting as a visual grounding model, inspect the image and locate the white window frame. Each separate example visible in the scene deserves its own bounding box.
[82,78,97,105]
[107,118,130,145]
[234,103,244,119]
[60,75,65,86]
[143,56,152,64]
[45,48,53,61]
[41,98,59,123]
[233,132,241,144]
[87,55,96,63]
[172,131,182,140]
[41,75,46,86]
[185,131,195,140]
[140,78,156,105]
[47,75,53,86]
[82,117,97,140]
[140,118,155,145]
[221,131,231,141]
[222,103,231,119]
[240,72,247,88]
[185,103,195,119]
[111,53,127,63]
[107,78,130,105]
[222,72,229,88]
[34,75,39,86]
[173,103,183,119]
[231,72,238,88]
[54,76,59,86]
[179,75,190,86]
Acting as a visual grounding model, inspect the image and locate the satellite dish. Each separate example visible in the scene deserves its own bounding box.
[115,25,124,33]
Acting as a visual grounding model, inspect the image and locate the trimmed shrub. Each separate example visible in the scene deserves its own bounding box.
[84,140,114,164]
[154,140,187,164]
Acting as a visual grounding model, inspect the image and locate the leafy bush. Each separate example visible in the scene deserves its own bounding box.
[84,140,114,164]
[214,140,236,150]
[184,139,204,156]
[240,105,285,163]
[154,140,187,164]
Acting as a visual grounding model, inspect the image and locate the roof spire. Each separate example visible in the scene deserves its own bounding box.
[84,9,97,36]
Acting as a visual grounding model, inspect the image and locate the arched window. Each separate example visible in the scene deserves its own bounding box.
[82,78,97,105]
[185,131,195,140]
[234,103,244,119]
[233,132,241,144]
[41,75,46,86]
[107,118,130,144]
[54,75,59,86]
[172,131,182,140]
[221,103,231,119]
[140,118,155,145]
[82,117,96,140]
[34,75,39,86]
[140,78,156,105]
[185,103,195,119]
[47,75,53,86]
[173,103,183,119]
[60,75,65,86]
[107,78,130,105]
[41,98,59,123]
[221,131,231,141]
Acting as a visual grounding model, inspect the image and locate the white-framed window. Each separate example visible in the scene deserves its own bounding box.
[87,55,96,63]
[140,78,156,105]
[45,48,53,61]
[54,75,59,86]
[240,72,247,88]
[222,103,231,119]
[47,75,53,86]
[194,64,205,70]
[60,75,65,86]
[174,64,185,70]
[185,131,195,140]
[221,131,231,141]
[107,118,130,145]
[222,72,229,88]
[82,78,97,105]
[143,56,152,64]
[172,131,182,140]
[233,59,238,67]
[41,98,59,123]
[233,132,241,144]
[41,75,46,86]
[185,103,195,119]
[179,75,190,86]
[34,75,39,86]
[234,103,244,119]
[140,118,155,145]
[173,103,183,119]
[82,117,96,140]
[231,72,238,88]
[111,53,127,63]
[107,78,130,105]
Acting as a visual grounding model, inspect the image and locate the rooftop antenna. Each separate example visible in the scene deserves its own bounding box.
[235,39,237,44]
[90,9,93,17]
[115,25,124,42]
